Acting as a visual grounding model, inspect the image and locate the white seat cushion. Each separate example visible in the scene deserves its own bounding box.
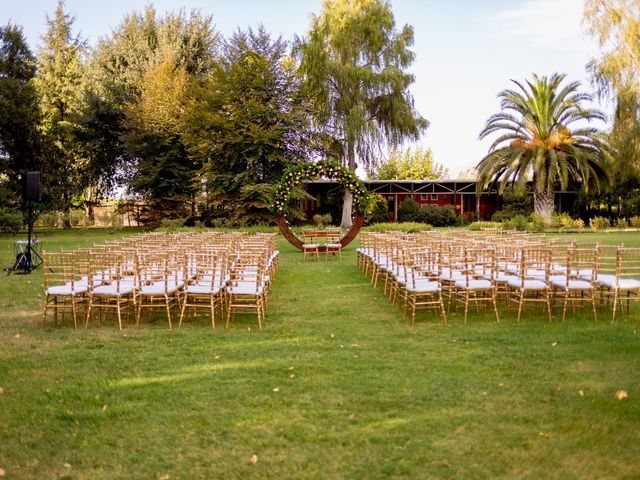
[93,283,133,296]
[507,279,547,290]
[186,284,222,295]
[303,244,319,249]
[495,273,518,283]
[550,279,594,290]
[228,284,264,295]
[455,279,493,290]
[406,280,440,292]
[597,277,640,290]
[46,284,87,296]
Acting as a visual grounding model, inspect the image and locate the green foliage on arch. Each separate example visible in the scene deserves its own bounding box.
[273,160,369,214]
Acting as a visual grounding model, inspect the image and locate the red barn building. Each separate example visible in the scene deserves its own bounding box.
[302,179,577,222]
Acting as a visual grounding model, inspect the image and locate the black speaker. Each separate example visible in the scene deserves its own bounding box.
[25,171,42,201]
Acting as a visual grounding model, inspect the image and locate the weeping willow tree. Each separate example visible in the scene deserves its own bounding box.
[476,73,608,223]
[585,0,640,214]
[295,0,427,227]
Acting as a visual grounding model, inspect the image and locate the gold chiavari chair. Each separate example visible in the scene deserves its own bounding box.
[135,251,181,330]
[507,246,552,323]
[85,251,136,330]
[226,252,267,329]
[454,247,500,324]
[42,250,88,329]
[179,250,228,329]
[597,247,640,322]
[550,246,598,322]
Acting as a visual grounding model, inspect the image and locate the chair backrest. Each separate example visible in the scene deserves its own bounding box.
[617,247,640,285]
[43,251,78,290]
[514,247,551,287]
[566,246,597,283]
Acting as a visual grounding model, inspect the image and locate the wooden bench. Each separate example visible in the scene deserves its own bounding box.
[302,229,342,261]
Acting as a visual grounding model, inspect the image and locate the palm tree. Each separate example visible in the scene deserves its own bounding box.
[477,73,608,223]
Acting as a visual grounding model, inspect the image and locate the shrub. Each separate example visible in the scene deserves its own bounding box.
[528,213,546,233]
[414,205,460,227]
[40,212,58,228]
[589,216,610,231]
[158,217,186,231]
[363,222,432,233]
[468,221,502,231]
[490,210,510,223]
[397,198,420,222]
[69,209,86,227]
[630,216,640,228]
[502,214,529,231]
[615,217,629,229]
[312,213,333,227]
[0,207,23,234]
[365,194,389,225]
[552,212,585,231]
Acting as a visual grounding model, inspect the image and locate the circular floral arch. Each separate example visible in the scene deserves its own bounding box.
[274,160,370,250]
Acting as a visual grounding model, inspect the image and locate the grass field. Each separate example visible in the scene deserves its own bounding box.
[0,229,639,479]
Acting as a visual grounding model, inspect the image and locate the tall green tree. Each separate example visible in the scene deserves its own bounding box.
[371,145,447,180]
[183,27,313,225]
[91,6,217,221]
[0,22,39,211]
[296,0,427,227]
[122,52,198,221]
[476,73,608,223]
[33,0,85,227]
[585,0,640,215]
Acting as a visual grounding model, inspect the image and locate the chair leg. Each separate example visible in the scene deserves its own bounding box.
[42,296,49,329]
[439,291,447,325]
[492,294,500,323]
[179,293,188,328]
[210,294,216,330]
[463,291,469,324]
[116,299,123,331]
[165,295,172,330]
[561,290,569,323]
[517,291,524,323]
[71,295,78,330]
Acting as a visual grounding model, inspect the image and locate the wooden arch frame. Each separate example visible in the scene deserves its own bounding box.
[273,160,368,250]
[276,213,364,251]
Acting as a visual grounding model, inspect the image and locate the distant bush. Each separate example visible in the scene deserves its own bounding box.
[552,212,585,231]
[158,217,186,231]
[397,198,420,222]
[0,207,23,234]
[502,214,529,231]
[614,217,629,229]
[630,216,640,228]
[312,213,333,227]
[365,194,389,225]
[414,205,460,227]
[589,216,610,231]
[40,212,58,228]
[69,209,87,227]
[468,221,502,231]
[490,211,511,223]
[364,222,432,233]
[528,213,546,233]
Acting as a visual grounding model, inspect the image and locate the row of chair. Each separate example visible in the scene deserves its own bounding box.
[42,232,279,330]
[357,230,640,324]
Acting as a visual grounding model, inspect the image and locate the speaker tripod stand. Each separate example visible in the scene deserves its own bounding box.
[6,201,43,275]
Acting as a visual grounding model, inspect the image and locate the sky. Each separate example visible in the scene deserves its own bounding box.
[3,0,605,177]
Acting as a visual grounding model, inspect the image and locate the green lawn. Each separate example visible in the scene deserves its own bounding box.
[0,229,639,479]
